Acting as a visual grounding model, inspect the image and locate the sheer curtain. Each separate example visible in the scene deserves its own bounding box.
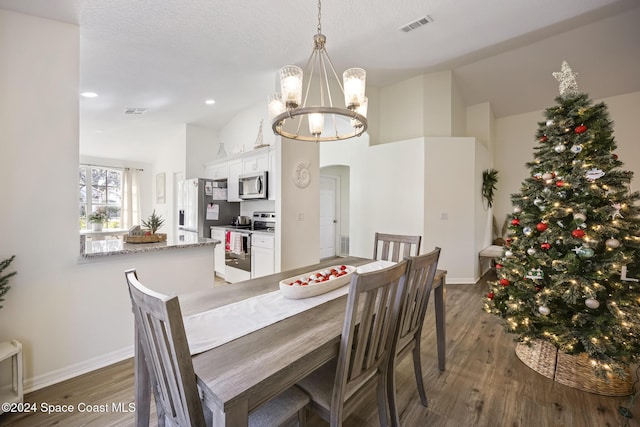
[122,168,141,229]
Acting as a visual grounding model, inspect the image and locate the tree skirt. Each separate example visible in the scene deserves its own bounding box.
[515,340,632,396]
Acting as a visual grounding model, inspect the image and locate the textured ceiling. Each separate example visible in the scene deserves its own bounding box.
[1,0,639,163]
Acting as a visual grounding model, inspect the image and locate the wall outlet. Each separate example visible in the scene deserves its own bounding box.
[440,212,449,220]
[297,212,304,221]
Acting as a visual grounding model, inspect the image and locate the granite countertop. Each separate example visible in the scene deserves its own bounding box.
[80,230,220,259]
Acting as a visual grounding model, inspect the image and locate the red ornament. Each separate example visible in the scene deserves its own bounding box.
[499,278,510,287]
[536,222,548,232]
[487,292,495,300]
[505,238,513,247]
[541,242,551,250]
[540,135,548,142]
[575,124,588,134]
[495,263,503,269]
[555,180,565,187]
[511,218,520,226]
[572,229,586,239]
[535,286,541,292]
[613,153,619,160]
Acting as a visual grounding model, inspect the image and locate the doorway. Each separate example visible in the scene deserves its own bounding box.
[319,175,339,259]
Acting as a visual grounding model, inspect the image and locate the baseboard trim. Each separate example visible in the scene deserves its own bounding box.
[24,345,134,394]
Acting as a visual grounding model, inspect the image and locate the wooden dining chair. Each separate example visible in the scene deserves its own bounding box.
[296,260,409,427]
[373,232,422,262]
[125,269,310,427]
[387,247,441,426]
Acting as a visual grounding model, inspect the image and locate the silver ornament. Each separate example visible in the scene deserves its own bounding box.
[605,238,620,248]
[571,144,583,153]
[505,250,513,258]
[542,172,553,180]
[523,227,533,236]
[527,248,537,255]
[534,198,543,206]
[546,119,554,126]
[573,213,586,222]
[554,144,566,153]
[585,298,600,309]
[538,306,551,315]
[513,206,522,213]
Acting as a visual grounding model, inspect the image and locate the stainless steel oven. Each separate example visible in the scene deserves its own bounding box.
[224,229,252,282]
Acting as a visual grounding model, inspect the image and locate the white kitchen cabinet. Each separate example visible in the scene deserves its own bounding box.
[242,151,269,174]
[251,233,275,279]
[227,159,242,202]
[205,161,228,181]
[211,227,226,278]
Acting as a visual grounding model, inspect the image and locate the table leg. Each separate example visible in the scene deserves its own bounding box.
[134,331,151,427]
[210,398,249,427]
[434,276,446,371]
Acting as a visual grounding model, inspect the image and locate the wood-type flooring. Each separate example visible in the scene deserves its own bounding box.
[1,271,637,426]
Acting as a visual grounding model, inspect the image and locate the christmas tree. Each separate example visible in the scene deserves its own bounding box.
[484,62,640,377]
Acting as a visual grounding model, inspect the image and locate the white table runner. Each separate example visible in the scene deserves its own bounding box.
[184,260,394,355]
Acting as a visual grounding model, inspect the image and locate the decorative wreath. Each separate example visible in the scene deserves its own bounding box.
[293,161,311,188]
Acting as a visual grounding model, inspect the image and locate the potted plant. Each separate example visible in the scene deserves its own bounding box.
[0,255,16,310]
[142,210,165,235]
[88,208,108,231]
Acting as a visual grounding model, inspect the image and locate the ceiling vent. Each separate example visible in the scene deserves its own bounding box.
[400,15,433,33]
[124,108,147,115]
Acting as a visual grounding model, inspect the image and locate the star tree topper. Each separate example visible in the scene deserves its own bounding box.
[553,61,579,97]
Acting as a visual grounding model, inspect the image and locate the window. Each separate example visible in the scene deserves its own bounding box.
[79,165,123,230]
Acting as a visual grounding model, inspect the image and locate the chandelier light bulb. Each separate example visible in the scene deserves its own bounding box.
[279,65,303,109]
[268,94,286,120]
[308,113,324,136]
[343,68,366,109]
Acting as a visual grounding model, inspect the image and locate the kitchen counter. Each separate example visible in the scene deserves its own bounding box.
[80,230,220,259]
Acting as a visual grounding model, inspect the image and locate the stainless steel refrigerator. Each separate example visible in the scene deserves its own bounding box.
[179,178,239,238]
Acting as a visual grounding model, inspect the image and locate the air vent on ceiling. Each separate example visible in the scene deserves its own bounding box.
[400,15,433,33]
[124,108,147,115]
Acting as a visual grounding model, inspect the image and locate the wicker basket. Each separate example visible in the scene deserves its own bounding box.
[123,233,167,244]
[515,340,632,396]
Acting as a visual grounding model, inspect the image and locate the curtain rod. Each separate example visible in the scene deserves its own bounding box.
[80,162,144,172]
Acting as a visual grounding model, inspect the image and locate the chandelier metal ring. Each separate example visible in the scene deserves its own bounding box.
[272,106,367,142]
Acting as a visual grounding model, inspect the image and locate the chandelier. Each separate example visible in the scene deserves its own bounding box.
[268,0,368,142]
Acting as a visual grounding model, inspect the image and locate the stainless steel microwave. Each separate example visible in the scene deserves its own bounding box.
[239,171,268,199]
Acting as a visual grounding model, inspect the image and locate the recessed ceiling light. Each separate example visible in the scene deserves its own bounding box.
[205,99,216,105]
[81,92,98,98]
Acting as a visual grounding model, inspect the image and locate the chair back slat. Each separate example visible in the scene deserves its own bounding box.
[374,233,421,262]
[397,248,441,352]
[331,260,408,424]
[125,269,206,427]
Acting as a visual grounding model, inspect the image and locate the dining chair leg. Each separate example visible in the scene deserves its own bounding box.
[297,406,307,426]
[387,363,401,427]
[412,341,428,407]
[378,375,391,427]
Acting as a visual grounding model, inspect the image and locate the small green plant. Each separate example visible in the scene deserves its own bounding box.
[88,208,108,223]
[482,168,499,208]
[0,255,17,310]
[142,210,165,234]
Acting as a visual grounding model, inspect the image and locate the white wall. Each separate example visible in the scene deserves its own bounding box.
[0,10,216,392]
[186,124,219,179]
[277,138,320,270]
[219,103,275,155]
[493,91,640,228]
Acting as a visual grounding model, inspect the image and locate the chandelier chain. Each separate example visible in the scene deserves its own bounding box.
[317,0,322,35]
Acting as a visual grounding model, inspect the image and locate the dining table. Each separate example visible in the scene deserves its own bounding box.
[133,256,447,426]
